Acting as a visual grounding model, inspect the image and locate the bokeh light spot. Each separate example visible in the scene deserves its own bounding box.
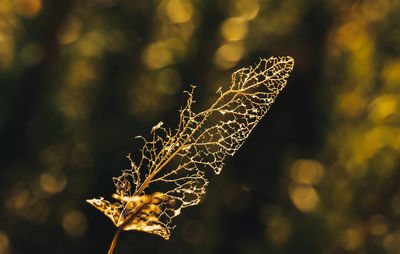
[220,18,248,41]
[15,0,42,18]
[0,33,15,70]
[265,213,291,246]
[368,94,398,123]
[6,188,29,210]
[290,159,324,185]
[215,42,244,69]
[142,41,173,69]
[6,184,51,223]
[62,210,88,237]
[382,59,400,89]
[361,0,390,22]
[165,0,193,24]
[345,158,368,179]
[39,144,67,170]
[369,214,387,236]
[229,0,259,21]
[384,233,400,254]
[341,227,364,251]
[361,127,387,158]
[66,60,96,87]
[142,37,185,69]
[0,231,10,254]
[288,184,320,212]
[26,200,50,223]
[40,172,67,194]
[338,91,366,118]
[78,31,105,57]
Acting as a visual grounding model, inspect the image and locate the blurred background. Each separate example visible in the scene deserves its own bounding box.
[1,0,400,253]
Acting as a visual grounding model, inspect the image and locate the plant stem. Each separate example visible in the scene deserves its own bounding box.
[108,227,122,254]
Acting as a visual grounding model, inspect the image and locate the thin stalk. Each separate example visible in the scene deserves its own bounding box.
[107,200,148,254]
[107,227,122,254]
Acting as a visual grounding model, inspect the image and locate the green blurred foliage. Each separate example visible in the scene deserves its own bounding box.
[1,0,400,253]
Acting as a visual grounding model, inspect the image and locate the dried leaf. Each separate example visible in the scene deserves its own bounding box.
[87,56,294,240]
[87,192,170,239]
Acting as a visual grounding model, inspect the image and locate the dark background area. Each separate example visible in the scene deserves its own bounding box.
[1,0,400,253]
